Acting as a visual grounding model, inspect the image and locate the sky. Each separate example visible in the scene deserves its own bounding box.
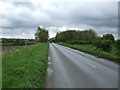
[0,0,119,39]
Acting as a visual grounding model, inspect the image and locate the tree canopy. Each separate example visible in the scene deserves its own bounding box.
[35,26,49,43]
[54,29,98,42]
[102,34,115,42]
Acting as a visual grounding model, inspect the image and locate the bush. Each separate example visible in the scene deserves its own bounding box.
[93,40,112,52]
[115,40,120,49]
[25,42,36,45]
[2,42,25,45]
[66,40,92,45]
[115,40,120,55]
[93,40,102,49]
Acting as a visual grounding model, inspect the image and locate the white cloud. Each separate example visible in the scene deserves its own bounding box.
[1,28,35,39]
[0,1,118,39]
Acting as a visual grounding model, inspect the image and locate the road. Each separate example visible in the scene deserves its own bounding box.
[46,43,118,88]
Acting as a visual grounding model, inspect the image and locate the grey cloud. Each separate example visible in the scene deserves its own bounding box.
[0,1,118,39]
[38,2,117,30]
[2,27,35,39]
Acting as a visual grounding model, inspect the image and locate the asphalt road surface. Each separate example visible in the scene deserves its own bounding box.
[46,43,118,88]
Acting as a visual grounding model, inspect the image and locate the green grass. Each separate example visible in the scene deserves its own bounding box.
[2,43,49,88]
[59,43,119,63]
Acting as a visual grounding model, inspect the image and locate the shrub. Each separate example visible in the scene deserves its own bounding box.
[115,40,120,49]
[66,40,92,45]
[93,40,102,49]
[2,42,25,45]
[25,42,36,45]
[93,40,112,52]
[115,40,120,55]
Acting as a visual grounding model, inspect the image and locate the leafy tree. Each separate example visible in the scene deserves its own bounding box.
[55,32,64,42]
[54,29,98,42]
[49,37,56,42]
[103,34,115,42]
[35,26,49,43]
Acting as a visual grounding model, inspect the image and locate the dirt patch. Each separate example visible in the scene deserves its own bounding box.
[1,45,25,53]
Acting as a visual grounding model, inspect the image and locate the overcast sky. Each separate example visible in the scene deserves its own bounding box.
[0,0,118,39]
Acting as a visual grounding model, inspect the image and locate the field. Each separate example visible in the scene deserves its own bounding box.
[2,43,48,88]
[59,43,119,63]
[2,45,24,53]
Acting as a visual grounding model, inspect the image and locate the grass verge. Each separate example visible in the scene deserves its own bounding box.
[2,43,48,88]
[58,43,119,63]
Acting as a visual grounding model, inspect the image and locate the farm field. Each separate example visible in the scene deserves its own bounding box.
[2,43,48,88]
[2,45,24,53]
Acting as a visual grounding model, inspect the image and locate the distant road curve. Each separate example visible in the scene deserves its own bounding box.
[46,43,118,88]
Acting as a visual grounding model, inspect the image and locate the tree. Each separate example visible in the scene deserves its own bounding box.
[54,29,98,42]
[103,34,115,42]
[35,26,49,43]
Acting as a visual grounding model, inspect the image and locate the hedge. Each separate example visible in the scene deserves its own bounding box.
[93,40,112,52]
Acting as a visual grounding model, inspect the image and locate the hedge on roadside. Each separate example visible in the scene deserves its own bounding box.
[66,40,92,45]
[114,40,120,56]
[2,43,25,45]
[25,42,37,45]
[93,40,112,52]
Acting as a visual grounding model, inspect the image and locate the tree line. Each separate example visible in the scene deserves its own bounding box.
[52,29,98,42]
[35,26,120,55]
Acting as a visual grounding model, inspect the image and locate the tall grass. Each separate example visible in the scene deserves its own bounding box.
[2,43,48,88]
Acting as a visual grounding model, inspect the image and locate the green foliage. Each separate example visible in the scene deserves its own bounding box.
[2,38,26,43]
[35,27,49,43]
[93,40,112,52]
[66,40,92,45]
[49,37,56,43]
[114,40,120,56]
[2,38,36,46]
[2,43,25,45]
[93,40,102,50]
[103,34,115,42]
[25,42,37,46]
[55,29,98,42]
[115,40,120,49]
[2,43,48,88]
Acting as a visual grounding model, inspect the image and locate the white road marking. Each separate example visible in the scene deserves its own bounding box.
[84,62,95,68]
[48,62,52,65]
[47,68,53,74]
[48,57,51,60]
